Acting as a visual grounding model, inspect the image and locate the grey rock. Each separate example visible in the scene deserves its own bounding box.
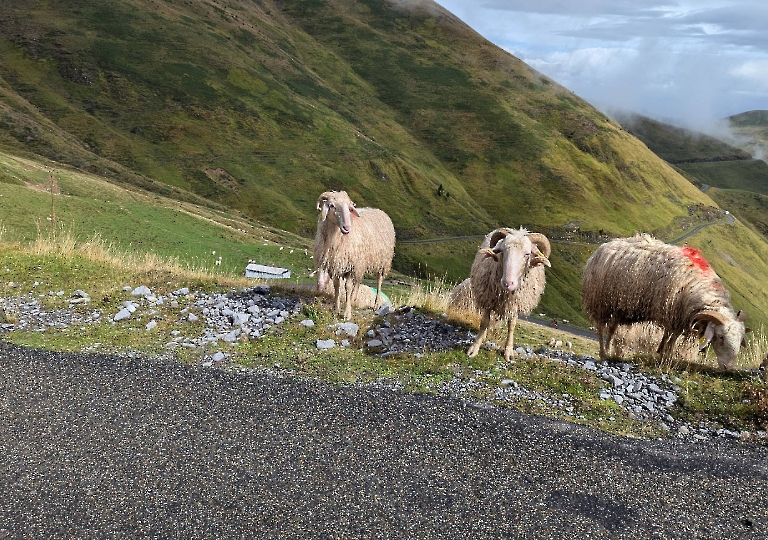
[231,312,250,326]
[300,319,315,327]
[114,309,131,322]
[223,329,241,343]
[316,339,335,350]
[366,339,383,348]
[375,304,394,316]
[131,285,152,297]
[334,322,359,337]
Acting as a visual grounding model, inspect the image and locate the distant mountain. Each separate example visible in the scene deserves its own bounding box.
[729,110,768,128]
[611,111,750,163]
[728,110,768,163]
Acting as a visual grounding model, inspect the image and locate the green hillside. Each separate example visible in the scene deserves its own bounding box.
[676,160,768,196]
[0,0,714,234]
[0,150,314,277]
[0,0,766,328]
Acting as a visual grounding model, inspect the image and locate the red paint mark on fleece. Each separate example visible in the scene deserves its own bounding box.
[681,246,711,272]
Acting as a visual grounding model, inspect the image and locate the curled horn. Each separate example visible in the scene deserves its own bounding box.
[488,228,515,252]
[693,309,728,327]
[527,232,551,267]
[527,232,551,258]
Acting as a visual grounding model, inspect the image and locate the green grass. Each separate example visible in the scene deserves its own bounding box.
[0,150,314,279]
[676,160,768,195]
[706,188,768,244]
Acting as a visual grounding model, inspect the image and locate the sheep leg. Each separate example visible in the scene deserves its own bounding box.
[657,331,677,360]
[503,312,518,362]
[333,275,343,316]
[373,273,384,309]
[597,325,607,360]
[605,321,619,358]
[344,277,358,320]
[468,310,492,358]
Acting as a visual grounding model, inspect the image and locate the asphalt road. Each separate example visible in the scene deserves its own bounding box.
[1,343,766,539]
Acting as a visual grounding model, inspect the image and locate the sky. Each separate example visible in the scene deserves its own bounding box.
[434,0,768,132]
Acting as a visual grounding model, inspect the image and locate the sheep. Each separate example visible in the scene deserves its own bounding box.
[314,190,395,320]
[448,278,477,315]
[466,227,551,362]
[582,233,749,368]
[316,269,390,309]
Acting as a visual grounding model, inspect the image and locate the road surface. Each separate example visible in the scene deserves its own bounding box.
[0,343,765,538]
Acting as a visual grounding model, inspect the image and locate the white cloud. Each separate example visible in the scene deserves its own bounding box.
[731,60,768,90]
[435,0,768,125]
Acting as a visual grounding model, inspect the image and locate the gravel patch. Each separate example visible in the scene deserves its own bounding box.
[1,285,764,442]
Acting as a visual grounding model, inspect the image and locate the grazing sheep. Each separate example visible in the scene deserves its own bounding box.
[466,227,551,362]
[583,234,749,368]
[314,190,395,320]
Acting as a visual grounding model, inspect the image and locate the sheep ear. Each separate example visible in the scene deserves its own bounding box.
[699,321,716,351]
[736,310,746,322]
[350,204,360,217]
[481,248,499,261]
[316,192,332,211]
[531,247,551,268]
[320,201,330,222]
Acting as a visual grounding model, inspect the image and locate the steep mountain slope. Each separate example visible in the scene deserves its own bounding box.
[0,0,712,236]
[0,0,767,327]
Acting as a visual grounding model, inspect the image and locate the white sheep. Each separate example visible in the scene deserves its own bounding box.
[314,190,395,320]
[465,227,551,362]
[583,234,749,368]
[316,269,389,309]
[447,278,477,315]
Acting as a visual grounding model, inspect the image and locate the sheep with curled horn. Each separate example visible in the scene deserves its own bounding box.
[582,234,750,368]
[314,190,395,320]
[465,227,551,362]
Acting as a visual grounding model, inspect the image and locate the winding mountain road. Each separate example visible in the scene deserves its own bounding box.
[1,343,766,538]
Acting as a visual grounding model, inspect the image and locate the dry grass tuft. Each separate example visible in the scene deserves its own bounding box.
[739,326,768,371]
[397,276,454,314]
[15,227,250,286]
